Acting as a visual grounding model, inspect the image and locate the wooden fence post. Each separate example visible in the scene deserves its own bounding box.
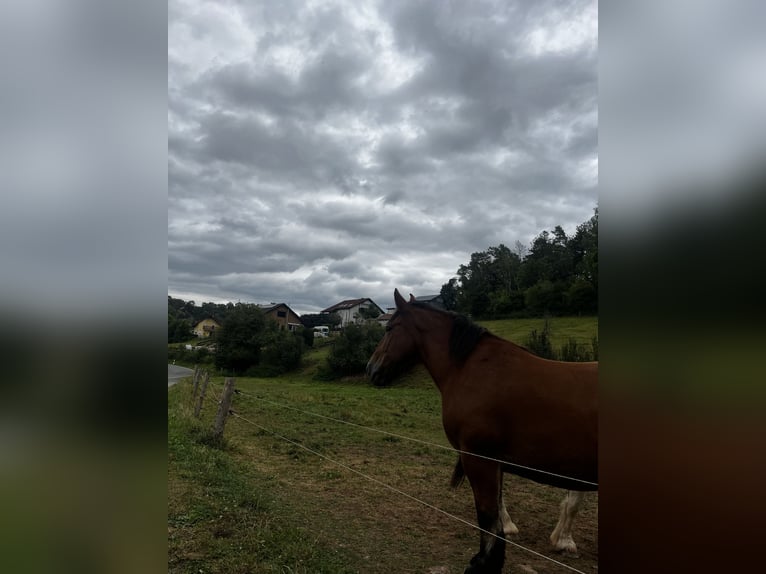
[191,365,201,401]
[193,371,209,418]
[212,377,236,440]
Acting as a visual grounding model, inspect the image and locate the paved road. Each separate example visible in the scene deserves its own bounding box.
[168,364,194,387]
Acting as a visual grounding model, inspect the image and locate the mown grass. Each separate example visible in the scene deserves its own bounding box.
[169,389,359,574]
[168,374,467,574]
[479,316,599,350]
[168,316,599,573]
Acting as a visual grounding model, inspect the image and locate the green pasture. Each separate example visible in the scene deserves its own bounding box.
[479,316,598,348]
[168,316,599,573]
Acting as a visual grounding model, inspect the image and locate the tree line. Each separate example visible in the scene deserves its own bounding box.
[167,296,346,344]
[168,302,316,376]
[440,208,597,318]
[170,203,597,346]
[168,208,597,376]
[168,299,381,379]
[167,297,232,343]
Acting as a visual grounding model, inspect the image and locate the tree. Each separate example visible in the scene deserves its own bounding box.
[358,306,381,320]
[452,244,522,317]
[168,297,193,342]
[300,313,342,330]
[167,314,192,343]
[569,207,598,293]
[565,279,597,315]
[214,303,268,374]
[215,304,307,375]
[487,244,521,296]
[324,323,384,378]
[259,328,304,375]
[524,280,563,315]
[440,278,459,311]
[513,240,527,260]
[520,228,574,287]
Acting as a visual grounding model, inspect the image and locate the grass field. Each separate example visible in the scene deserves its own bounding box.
[479,316,598,349]
[168,316,598,573]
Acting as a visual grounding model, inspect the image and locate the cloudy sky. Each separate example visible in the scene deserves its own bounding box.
[168,0,597,315]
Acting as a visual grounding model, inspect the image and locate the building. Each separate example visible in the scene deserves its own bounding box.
[321,298,385,328]
[413,294,445,309]
[260,303,302,331]
[192,318,221,338]
[376,312,394,328]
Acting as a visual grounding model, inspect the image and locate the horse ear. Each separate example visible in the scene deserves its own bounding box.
[394,289,406,309]
[409,294,416,302]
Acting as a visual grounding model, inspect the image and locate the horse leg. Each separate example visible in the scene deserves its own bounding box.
[462,456,506,574]
[550,490,584,554]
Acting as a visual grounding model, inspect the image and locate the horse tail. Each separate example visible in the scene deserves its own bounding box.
[450,456,465,488]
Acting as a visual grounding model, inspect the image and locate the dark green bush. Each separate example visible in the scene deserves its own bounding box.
[260,330,304,375]
[323,323,384,378]
[214,303,305,376]
[214,304,266,374]
[168,345,213,366]
[300,326,315,348]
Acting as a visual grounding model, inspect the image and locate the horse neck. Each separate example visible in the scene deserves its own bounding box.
[411,310,455,390]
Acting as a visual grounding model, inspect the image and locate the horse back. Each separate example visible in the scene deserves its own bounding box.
[441,337,598,488]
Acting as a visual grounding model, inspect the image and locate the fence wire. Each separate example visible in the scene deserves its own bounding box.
[234,388,597,488]
[178,372,594,573]
[230,411,588,574]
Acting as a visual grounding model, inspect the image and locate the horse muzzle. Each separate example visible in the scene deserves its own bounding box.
[366,359,387,386]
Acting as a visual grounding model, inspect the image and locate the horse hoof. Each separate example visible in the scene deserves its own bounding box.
[464,554,503,574]
[553,542,578,555]
[551,532,578,555]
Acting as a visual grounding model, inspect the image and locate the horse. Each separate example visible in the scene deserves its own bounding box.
[366,290,597,574]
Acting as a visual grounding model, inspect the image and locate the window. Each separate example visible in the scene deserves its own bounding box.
[277,310,286,318]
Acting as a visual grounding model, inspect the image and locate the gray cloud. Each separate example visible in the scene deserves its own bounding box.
[169,0,598,314]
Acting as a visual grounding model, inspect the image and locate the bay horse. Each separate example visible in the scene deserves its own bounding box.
[366,290,597,574]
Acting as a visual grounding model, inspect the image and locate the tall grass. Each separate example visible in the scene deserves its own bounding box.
[509,316,598,362]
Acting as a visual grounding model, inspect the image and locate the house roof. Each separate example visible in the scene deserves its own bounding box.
[321,298,385,314]
[415,294,441,301]
[259,303,284,312]
[412,294,445,309]
[259,303,300,317]
[321,298,371,313]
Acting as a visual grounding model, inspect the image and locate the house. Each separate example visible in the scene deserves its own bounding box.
[192,318,220,338]
[376,312,394,328]
[260,303,302,331]
[414,294,445,309]
[321,298,385,328]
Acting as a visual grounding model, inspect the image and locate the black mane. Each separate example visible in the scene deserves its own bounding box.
[410,302,487,363]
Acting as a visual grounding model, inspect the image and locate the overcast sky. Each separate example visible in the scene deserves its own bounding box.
[168,0,597,315]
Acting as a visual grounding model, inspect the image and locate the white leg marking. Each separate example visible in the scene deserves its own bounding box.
[550,490,584,554]
[500,493,519,536]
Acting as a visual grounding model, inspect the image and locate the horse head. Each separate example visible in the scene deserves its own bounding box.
[366,289,420,386]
